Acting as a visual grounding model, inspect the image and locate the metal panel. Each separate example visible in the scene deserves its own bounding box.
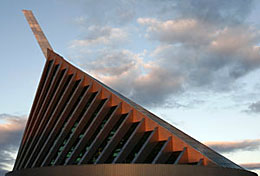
[7,164,257,176]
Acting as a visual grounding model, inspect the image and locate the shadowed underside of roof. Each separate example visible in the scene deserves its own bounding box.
[12,49,243,171]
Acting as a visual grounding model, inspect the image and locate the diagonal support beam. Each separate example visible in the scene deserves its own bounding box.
[174,147,187,164]
[22,10,53,58]
[80,103,123,164]
[25,67,69,168]
[152,137,172,164]
[65,95,111,165]
[113,119,145,163]
[197,159,204,166]
[132,127,158,163]
[95,111,133,164]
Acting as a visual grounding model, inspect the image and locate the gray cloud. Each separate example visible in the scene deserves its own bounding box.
[133,4,260,104]
[246,101,260,113]
[0,114,26,175]
[70,0,254,26]
[68,0,260,107]
[76,48,185,107]
[72,0,256,26]
[138,18,260,89]
[84,49,138,77]
[240,163,260,170]
[132,65,184,106]
[205,139,260,153]
[66,0,137,26]
[175,0,255,25]
[66,0,180,26]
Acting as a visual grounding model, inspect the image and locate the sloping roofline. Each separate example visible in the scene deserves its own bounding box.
[47,49,243,169]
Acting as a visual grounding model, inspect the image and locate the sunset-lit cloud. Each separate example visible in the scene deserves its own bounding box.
[205,139,260,153]
[240,163,260,170]
[0,114,26,175]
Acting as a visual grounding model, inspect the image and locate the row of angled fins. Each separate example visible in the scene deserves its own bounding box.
[13,56,204,170]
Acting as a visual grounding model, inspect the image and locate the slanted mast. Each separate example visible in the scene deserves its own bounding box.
[22,10,53,58]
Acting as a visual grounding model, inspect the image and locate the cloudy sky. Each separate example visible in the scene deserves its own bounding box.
[1,0,260,175]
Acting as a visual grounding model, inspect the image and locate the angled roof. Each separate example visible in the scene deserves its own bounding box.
[13,49,243,170]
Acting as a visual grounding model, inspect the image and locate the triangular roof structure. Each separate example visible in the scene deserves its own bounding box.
[7,10,257,176]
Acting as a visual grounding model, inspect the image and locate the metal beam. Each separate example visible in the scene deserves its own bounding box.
[65,95,111,165]
[53,85,93,165]
[113,119,145,163]
[132,127,158,163]
[197,159,204,166]
[152,137,172,164]
[16,59,57,169]
[95,111,133,164]
[25,67,69,168]
[80,103,122,164]
[32,74,77,167]
[24,62,64,168]
[41,78,84,166]
[13,59,54,170]
[174,147,187,164]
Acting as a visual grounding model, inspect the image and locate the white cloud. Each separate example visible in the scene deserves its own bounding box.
[138,18,212,45]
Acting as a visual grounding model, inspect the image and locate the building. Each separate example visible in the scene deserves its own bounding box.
[6,10,257,176]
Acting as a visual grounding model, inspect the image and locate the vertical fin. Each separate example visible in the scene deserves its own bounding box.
[22,10,53,58]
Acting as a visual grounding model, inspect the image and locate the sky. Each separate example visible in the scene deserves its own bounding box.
[0,0,260,175]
